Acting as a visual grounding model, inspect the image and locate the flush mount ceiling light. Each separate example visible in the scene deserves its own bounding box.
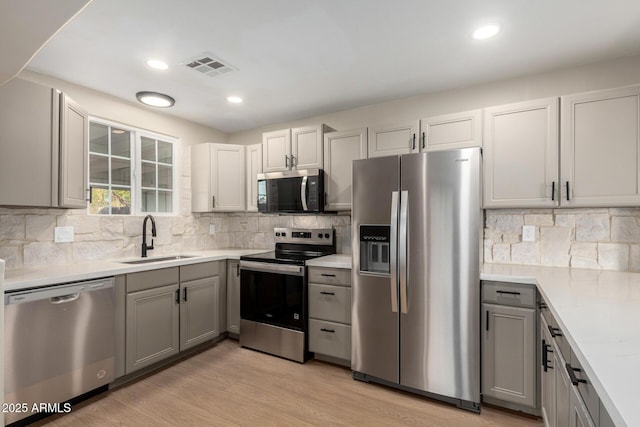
[146,59,168,70]
[473,24,500,40]
[136,91,175,108]
[227,96,243,103]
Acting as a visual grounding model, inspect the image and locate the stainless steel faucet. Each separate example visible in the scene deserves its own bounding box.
[141,215,156,257]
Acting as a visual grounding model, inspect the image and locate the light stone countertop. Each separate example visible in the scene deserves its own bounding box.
[306,254,352,269]
[482,263,640,427]
[4,249,270,292]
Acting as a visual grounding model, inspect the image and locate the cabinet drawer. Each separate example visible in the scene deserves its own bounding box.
[180,261,219,282]
[308,267,351,286]
[127,267,179,293]
[570,351,600,423]
[309,319,351,361]
[309,284,351,324]
[482,281,536,308]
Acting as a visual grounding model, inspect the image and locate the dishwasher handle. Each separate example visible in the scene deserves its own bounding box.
[50,293,80,305]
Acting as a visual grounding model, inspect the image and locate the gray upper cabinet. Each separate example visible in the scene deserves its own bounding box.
[323,128,367,211]
[483,98,560,208]
[421,109,482,152]
[245,143,262,212]
[561,85,640,206]
[367,120,419,157]
[0,78,88,208]
[191,143,246,212]
[263,125,329,172]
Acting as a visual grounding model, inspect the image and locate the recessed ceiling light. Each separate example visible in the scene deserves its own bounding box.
[136,91,175,108]
[227,96,243,103]
[473,25,500,40]
[146,59,168,70]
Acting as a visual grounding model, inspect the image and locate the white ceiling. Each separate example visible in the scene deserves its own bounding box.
[26,0,640,133]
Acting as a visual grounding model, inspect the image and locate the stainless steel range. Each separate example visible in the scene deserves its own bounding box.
[239,227,335,363]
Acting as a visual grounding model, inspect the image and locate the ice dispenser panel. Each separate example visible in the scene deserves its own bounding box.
[360,225,391,274]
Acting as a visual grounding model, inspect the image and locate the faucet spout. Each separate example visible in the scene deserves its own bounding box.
[142,215,156,257]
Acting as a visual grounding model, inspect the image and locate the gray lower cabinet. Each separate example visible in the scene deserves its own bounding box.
[226,260,240,336]
[123,262,222,375]
[481,281,537,413]
[308,266,351,366]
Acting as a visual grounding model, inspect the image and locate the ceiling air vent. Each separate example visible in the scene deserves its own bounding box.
[182,53,235,77]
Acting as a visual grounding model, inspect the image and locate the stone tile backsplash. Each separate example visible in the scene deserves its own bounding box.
[484,208,640,272]
[0,207,351,270]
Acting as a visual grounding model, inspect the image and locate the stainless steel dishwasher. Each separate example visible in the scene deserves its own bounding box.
[4,277,115,424]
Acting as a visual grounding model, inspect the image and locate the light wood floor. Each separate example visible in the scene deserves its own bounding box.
[36,339,543,426]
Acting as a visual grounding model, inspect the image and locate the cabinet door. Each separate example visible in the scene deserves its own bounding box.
[191,143,213,212]
[262,129,291,172]
[541,315,557,427]
[246,143,263,212]
[569,384,597,427]
[291,125,324,170]
[226,260,241,335]
[482,303,536,408]
[125,283,180,374]
[556,350,572,427]
[180,276,219,351]
[0,78,55,207]
[59,92,89,208]
[323,128,367,211]
[484,98,560,208]
[367,120,419,157]
[421,109,482,151]
[561,85,640,206]
[211,143,245,211]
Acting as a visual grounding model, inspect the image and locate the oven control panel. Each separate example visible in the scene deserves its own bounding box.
[274,227,334,245]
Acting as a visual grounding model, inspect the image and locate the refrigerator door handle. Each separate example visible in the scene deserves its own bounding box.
[389,191,399,313]
[399,190,408,314]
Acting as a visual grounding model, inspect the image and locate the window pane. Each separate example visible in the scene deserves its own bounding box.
[141,189,156,212]
[89,186,110,214]
[111,189,131,215]
[158,140,173,164]
[111,158,131,186]
[158,165,172,189]
[90,155,109,184]
[142,162,156,187]
[111,129,130,158]
[141,137,156,161]
[158,191,172,212]
[90,123,108,154]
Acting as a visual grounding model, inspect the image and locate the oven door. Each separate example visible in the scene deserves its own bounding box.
[240,261,306,331]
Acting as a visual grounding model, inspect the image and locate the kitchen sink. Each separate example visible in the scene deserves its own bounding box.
[120,255,199,264]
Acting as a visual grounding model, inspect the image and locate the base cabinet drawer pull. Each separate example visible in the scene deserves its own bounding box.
[320,328,335,333]
[319,291,335,296]
[548,324,563,338]
[566,363,587,386]
[496,290,521,296]
[542,340,553,372]
[320,273,336,277]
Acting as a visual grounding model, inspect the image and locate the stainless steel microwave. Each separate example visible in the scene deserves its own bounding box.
[257,169,324,213]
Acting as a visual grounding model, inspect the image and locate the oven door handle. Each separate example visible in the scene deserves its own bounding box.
[240,260,305,276]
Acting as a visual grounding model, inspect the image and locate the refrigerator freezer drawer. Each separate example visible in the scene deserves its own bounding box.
[309,319,351,361]
[309,284,352,324]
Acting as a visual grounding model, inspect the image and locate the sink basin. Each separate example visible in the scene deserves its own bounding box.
[120,255,199,264]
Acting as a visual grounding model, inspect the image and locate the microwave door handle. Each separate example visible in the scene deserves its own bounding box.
[301,175,308,211]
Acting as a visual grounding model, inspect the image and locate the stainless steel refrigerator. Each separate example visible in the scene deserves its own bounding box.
[351,148,481,412]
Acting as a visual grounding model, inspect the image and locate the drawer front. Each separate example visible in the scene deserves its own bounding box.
[540,303,571,361]
[309,284,351,324]
[127,267,179,293]
[570,351,600,423]
[309,319,351,361]
[180,261,219,282]
[308,267,351,286]
[482,281,536,308]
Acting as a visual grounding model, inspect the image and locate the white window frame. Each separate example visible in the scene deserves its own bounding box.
[88,117,179,216]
